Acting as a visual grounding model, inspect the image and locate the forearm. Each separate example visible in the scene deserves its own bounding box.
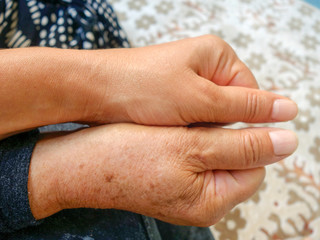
[28,124,158,220]
[0,47,114,140]
[27,122,298,227]
[27,127,117,220]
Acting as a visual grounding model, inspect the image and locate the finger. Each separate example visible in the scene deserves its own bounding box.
[213,168,265,215]
[218,86,298,122]
[186,127,298,171]
[225,60,259,89]
[210,56,259,89]
[192,83,298,123]
[194,35,259,89]
[191,167,265,226]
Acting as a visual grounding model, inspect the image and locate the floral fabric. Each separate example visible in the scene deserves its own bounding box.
[0,0,129,49]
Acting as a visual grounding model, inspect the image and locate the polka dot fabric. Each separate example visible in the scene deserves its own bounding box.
[0,0,130,49]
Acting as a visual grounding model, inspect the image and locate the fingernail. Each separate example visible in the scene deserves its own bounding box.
[272,100,298,121]
[269,130,298,156]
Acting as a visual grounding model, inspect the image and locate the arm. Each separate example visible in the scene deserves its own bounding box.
[0,35,298,140]
[28,123,298,226]
[0,47,103,140]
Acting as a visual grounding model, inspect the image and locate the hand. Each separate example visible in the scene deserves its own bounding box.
[28,123,298,226]
[0,35,297,139]
[88,35,298,125]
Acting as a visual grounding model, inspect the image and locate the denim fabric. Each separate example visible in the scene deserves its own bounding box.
[156,220,215,240]
[0,130,41,233]
[3,208,214,240]
[3,209,150,240]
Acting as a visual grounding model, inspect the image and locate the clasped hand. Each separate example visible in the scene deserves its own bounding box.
[18,35,298,227]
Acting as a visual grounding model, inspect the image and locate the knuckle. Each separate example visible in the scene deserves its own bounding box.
[166,128,189,159]
[193,83,219,123]
[200,34,227,49]
[201,34,218,42]
[244,91,260,122]
[181,129,208,170]
[241,131,262,167]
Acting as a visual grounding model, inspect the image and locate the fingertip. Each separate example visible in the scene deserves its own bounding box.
[269,129,299,156]
[271,99,299,121]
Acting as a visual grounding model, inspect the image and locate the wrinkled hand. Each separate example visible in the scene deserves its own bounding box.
[27,35,299,226]
[29,123,298,226]
[88,35,297,125]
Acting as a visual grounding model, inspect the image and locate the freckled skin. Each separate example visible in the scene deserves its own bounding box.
[28,123,297,226]
[105,174,114,183]
[26,35,298,227]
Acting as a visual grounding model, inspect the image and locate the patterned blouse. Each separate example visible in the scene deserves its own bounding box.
[0,0,130,49]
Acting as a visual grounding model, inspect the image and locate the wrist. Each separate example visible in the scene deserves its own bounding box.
[28,128,119,219]
[40,48,99,124]
[28,134,64,219]
[0,48,103,136]
[78,49,131,124]
[54,127,118,210]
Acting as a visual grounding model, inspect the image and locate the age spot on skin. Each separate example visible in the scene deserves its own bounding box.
[105,174,114,183]
[149,182,155,190]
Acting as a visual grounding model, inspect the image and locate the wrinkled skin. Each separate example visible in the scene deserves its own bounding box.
[29,123,296,227]
[26,35,298,227]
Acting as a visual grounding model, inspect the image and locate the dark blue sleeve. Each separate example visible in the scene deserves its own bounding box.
[0,130,42,233]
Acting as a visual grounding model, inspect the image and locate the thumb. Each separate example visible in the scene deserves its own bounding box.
[213,168,266,215]
[195,84,298,123]
[194,35,259,89]
[194,168,265,226]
